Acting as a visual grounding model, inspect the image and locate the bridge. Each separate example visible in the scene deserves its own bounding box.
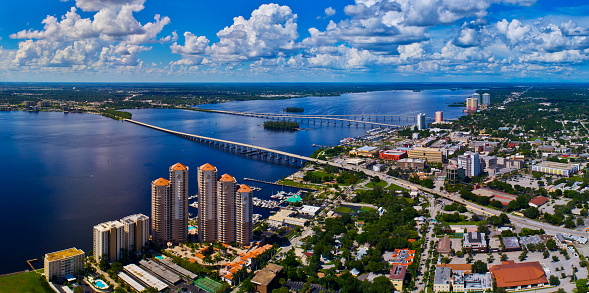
[125,119,320,166]
[194,109,430,128]
[125,119,585,237]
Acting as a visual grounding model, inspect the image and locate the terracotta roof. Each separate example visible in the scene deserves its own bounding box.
[490,261,547,288]
[199,163,216,171]
[170,162,188,171]
[529,196,549,207]
[195,253,205,259]
[238,184,253,193]
[220,174,235,182]
[152,178,169,186]
[389,265,407,280]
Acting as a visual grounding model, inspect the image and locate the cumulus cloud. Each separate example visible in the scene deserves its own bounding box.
[496,19,530,44]
[172,4,298,64]
[324,7,336,17]
[7,0,171,70]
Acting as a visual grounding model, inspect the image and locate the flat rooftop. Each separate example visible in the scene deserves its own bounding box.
[251,264,283,286]
[535,161,575,169]
[123,264,168,291]
[139,259,181,284]
[118,272,146,292]
[45,248,84,262]
[158,258,197,279]
[503,237,520,249]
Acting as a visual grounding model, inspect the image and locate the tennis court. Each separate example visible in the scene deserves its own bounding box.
[194,277,222,293]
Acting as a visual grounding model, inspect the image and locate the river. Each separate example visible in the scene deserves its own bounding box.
[0,89,472,274]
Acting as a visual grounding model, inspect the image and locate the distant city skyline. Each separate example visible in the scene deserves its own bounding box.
[0,0,589,82]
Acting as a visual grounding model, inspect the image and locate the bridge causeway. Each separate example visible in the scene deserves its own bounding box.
[195,109,433,127]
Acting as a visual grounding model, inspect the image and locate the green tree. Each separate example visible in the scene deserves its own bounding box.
[549,275,560,286]
[472,260,488,273]
[99,259,110,271]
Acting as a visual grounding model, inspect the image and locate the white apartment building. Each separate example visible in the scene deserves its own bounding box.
[94,214,149,262]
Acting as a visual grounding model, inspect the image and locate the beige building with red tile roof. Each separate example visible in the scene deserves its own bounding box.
[151,163,189,246]
[198,163,218,243]
[489,261,548,290]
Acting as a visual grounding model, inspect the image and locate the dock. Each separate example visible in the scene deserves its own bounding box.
[243,178,314,191]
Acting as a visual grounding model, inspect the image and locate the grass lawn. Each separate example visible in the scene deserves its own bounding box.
[0,271,53,293]
[336,206,353,214]
[277,179,321,190]
[386,183,408,191]
[364,181,388,189]
[312,171,332,178]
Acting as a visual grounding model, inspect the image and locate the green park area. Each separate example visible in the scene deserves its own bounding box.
[0,270,53,293]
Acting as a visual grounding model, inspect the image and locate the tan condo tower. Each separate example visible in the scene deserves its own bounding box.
[151,163,189,246]
[217,174,237,244]
[198,163,218,242]
[236,184,253,246]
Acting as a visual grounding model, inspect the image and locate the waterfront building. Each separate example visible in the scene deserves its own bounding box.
[466,97,478,112]
[531,161,580,177]
[151,163,189,246]
[44,248,85,281]
[93,220,124,262]
[472,93,481,104]
[236,184,253,246]
[94,214,149,262]
[482,93,490,105]
[417,113,427,130]
[151,177,171,246]
[198,163,218,243]
[458,152,481,177]
[169,163,189,244]
[349,146,379,157]
[120,214,149,253]
[217,174,237,244]
[435,111,443,122]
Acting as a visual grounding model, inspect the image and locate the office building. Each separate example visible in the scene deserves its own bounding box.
[198,163,218,243]
[151,163,189,246]
[397,158,426,170]
[44,248,85,281]
[417,113,427,130]
[380,150,407,161]
[466,97,478,112]
[408,147,445,163]
[458,152,481,177]
[472,93,481,104]
[236,184,253,246]
[531,161,580,177]
[435,111,443,123]
[349,146,379,157]
[94,214,149,262]
[482,93,490,105]
[251,264,283,293]
[218,174,237,244]
[463,232,487,253]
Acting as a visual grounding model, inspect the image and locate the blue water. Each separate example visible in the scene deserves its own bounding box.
[95,280,108,289]
[0,89,471,274]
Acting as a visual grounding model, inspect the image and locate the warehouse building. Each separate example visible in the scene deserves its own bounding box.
[531,161,580,177]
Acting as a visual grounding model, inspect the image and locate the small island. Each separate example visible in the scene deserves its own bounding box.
[448,101,466,107]
[263,121,299,130]
[283,107,304,113]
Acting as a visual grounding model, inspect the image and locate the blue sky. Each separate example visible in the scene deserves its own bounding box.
[0,0,588,82]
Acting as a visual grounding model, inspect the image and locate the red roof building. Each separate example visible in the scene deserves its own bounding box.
[380,150,407,161]
[490,261,548,290]
[529,196,549,208]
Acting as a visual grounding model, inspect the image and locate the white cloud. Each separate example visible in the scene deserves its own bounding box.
[496,19,530,44]
[325,7,336,17]
[7,0,170,70]
[172,4,298,64]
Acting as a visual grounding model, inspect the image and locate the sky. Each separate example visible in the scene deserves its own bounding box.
[1,0,589,82]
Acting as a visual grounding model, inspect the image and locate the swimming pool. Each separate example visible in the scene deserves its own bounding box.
[95,280,108,289]
[189,226,196,231]
[155,255,164,260]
